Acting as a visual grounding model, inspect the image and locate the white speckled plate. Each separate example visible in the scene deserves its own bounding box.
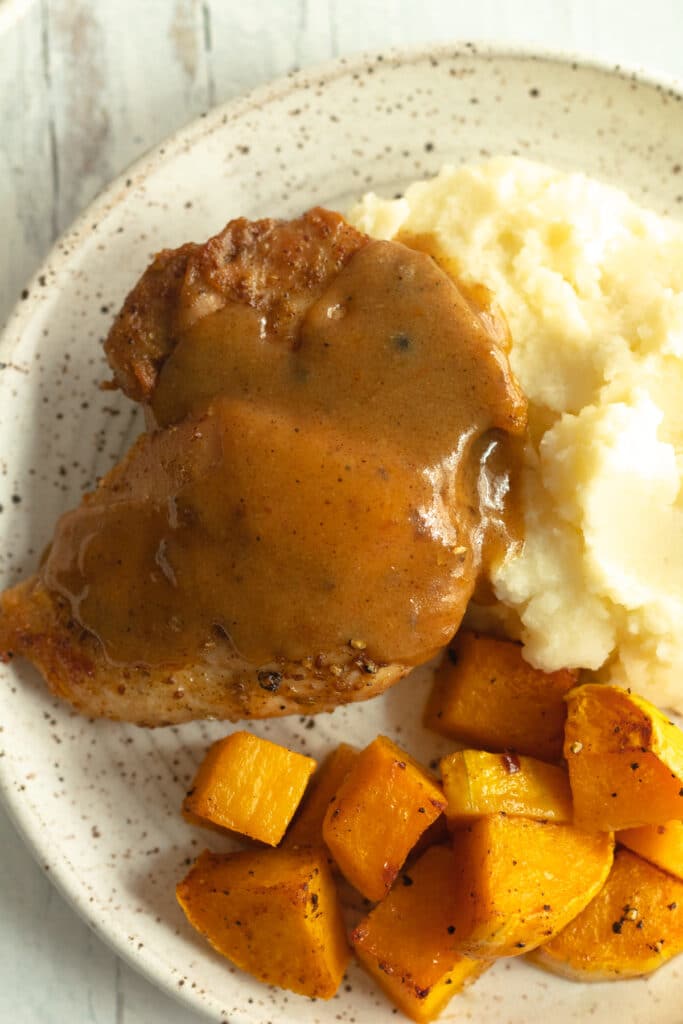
[1,44,683,1024]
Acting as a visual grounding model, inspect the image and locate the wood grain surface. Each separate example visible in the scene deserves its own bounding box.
[1,1,682,1020]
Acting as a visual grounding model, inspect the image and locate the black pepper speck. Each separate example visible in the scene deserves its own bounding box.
[257,670,282,692]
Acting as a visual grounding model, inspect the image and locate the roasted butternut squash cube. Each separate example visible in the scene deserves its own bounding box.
[351,846,488,1023]
[564,684,683,831]
[425,632,576,762]
[619,820,683,881]
[283,742,358,850]
[322,735,446,902]
[530,849,683,979]
[183,731,316,845]
[176,847,350,998]
[449,813,614,957]
[441,749,573,827]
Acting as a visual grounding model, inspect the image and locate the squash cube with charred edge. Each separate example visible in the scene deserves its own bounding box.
[448,813,614,958]
[322,735,446,902]
[351,845,489,1023]
[424,632,576,762]
[176,847,350,998]
[183,731,316,845]
[283,742,359,851]
[564,684,683,832]
[529,848,683,979]
[440,749,573,827]
[618,820,683,881]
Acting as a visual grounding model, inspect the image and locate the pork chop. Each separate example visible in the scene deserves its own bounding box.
[0,209,526,725]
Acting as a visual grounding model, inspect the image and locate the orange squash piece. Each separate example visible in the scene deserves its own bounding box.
[441,749,573,827]
[322,735,446,902]
[183,731,316,845]
[564,684,683,831]
[530,848,683,979]
[424,632,576,762]
[619,820,683,881]
[283,742,358,850]
[449,813,614,957]
[351,845,488,1022]
[177,847,350,998]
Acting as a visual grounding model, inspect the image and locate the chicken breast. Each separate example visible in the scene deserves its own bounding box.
[0,208,526,725]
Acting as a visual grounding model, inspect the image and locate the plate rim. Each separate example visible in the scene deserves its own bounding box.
[2,40,683,1022]
[3,38,683,345]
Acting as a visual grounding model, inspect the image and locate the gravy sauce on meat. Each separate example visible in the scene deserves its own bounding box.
[43,233,527,670]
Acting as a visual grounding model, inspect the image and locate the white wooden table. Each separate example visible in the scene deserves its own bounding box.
[1,1,682,1020]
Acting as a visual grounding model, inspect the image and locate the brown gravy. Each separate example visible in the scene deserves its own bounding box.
[43,237,526,670]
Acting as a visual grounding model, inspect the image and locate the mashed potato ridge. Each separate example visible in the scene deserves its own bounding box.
[349,158,683,711]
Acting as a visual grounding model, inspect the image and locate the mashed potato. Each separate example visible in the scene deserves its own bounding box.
[349,158,683,712]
